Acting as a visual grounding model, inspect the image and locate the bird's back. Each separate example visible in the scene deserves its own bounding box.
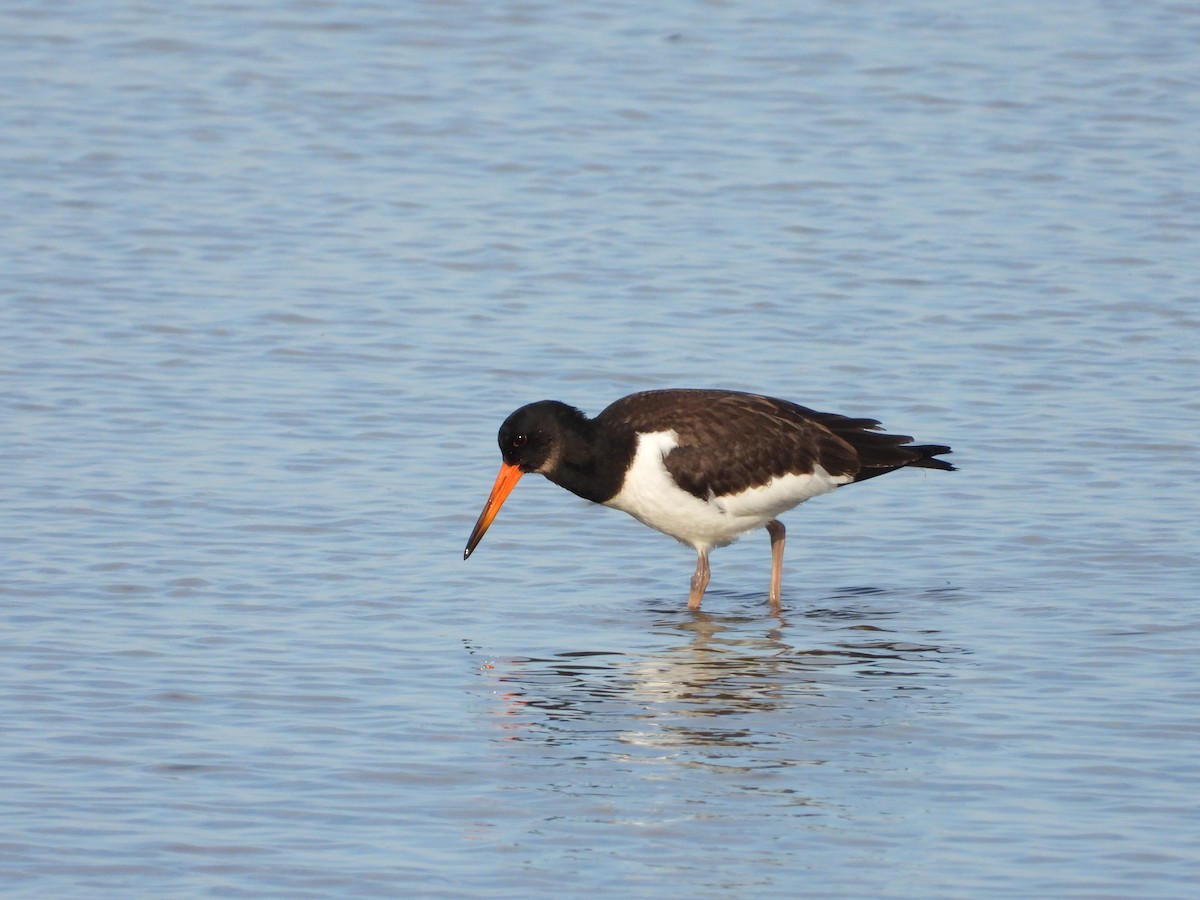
[597,389,953,499]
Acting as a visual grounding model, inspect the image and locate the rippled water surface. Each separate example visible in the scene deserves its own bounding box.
[3,1,1199,896]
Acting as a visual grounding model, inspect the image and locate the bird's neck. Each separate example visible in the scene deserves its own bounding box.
[543,416,634,504]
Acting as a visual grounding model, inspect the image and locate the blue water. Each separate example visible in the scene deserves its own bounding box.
[3,1,1199,896]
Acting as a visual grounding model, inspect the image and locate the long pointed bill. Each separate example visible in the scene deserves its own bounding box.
[464,462,524,559]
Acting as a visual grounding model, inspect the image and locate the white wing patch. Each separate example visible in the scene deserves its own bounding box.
[604,430,852,552]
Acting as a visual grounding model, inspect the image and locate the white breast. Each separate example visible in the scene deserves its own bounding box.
[603,431,852,552]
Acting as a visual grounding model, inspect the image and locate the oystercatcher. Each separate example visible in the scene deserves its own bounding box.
[464,389,954,610]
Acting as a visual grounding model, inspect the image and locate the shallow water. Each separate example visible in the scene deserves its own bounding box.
[3,0,1199,896]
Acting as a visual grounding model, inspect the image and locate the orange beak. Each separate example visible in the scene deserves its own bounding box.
[464,462,525,559]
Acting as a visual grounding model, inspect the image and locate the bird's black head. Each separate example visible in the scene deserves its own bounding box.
[497,400,587,474]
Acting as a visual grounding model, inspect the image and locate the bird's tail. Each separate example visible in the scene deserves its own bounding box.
[851,441,955,482]
[804,407,955,483]
[905,444,955,472]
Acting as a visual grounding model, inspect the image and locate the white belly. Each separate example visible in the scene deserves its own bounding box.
[603,431,851,552]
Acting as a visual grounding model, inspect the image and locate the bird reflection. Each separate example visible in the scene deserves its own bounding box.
[468,587,962,757]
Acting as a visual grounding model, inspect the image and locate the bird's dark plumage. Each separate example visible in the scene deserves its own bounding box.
[466,389,954,610]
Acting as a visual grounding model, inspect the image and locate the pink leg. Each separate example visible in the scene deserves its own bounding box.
[766,519,786,608]
[687,549,710,611]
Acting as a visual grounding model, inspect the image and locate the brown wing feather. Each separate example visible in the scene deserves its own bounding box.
[596,390,861,500]
[598,389,954,498]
